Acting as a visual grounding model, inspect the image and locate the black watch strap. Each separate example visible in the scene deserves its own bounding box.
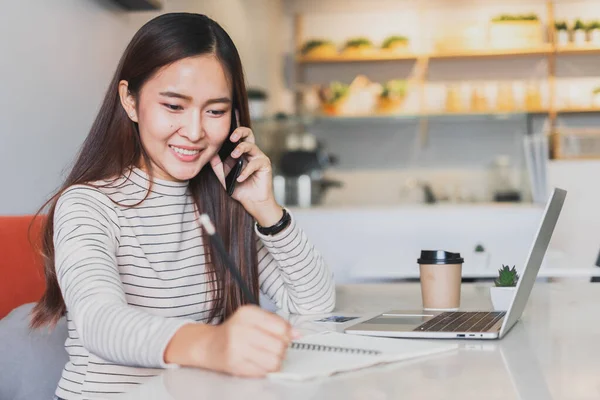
[256,208,291,236]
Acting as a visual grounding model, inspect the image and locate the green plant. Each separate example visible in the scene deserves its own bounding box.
[247,87,267,100]
[573,19,586,31]
[492,13,538,22]
[495,265,519,287]
[344,37,373,49]
[380,79,407,98]
[474,244,486,253]
[587,21,600,31]
[554,21,568,31]
[300,39,334,55]
[321,81,349,104]
[382,35,409,48]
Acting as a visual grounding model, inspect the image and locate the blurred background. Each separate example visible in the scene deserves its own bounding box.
[1,0,599,283]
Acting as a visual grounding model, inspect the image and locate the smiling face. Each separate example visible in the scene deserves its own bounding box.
[119,54,233,182]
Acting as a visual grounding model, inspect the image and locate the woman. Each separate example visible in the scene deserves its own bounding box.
[30,13,335,400]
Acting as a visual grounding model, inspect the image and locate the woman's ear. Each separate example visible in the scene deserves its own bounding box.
[118,80,138,123]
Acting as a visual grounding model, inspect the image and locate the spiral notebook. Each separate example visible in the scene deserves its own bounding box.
[267,331,457,381]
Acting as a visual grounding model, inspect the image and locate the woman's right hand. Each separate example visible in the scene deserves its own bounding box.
[165,305,298,377]
[206,305,298,377]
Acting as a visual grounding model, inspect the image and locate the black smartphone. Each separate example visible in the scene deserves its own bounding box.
[218,110,244,196]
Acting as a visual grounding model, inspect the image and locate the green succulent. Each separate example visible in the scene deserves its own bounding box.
[381,79,407,98]
[300,39,335,55]
[474,244,486,253]
[382,35,409,49]
[495,265,519,287]
[344,37,373,49]
[573,19,586,31]
[554,21,568,31]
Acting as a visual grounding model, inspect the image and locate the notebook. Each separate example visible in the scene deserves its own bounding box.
[267,331,458,381]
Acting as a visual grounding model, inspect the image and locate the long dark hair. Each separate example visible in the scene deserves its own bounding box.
[31,13,258,328]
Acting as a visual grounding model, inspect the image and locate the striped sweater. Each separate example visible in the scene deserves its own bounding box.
[53,167,335,400]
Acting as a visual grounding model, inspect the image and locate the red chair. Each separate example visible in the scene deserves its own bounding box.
[0,215,46,319]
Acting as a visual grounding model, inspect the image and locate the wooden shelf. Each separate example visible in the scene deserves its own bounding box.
[556,44,600,55]
[429,45,553,59]
[297,46,555,63]
[297,51,419,63]
[556,107,600,113]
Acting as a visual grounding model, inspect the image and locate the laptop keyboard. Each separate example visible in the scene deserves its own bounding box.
[414,311,506,333]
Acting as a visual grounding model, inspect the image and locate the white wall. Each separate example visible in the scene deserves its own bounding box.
[548,160,600,269]
[0,0,132,215]
[0,0,285,215]
[126,0,288,114]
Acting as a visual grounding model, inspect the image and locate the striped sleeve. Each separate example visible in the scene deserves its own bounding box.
[256,212,335,314]
[54,185,193,368]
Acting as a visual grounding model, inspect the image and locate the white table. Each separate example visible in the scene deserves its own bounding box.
[120,282,600,400]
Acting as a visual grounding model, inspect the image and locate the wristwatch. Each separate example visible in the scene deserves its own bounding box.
[256,208,291,236]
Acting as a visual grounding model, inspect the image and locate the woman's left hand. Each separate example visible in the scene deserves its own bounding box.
[209,126,283,227]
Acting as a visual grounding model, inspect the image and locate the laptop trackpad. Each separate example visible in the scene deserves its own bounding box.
[362,315,430,329]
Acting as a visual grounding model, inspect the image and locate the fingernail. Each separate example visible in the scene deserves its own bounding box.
[232,150,240,157]
[237,175,244,182]
[231,133,239,141]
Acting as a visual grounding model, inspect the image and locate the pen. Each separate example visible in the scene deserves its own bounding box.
[198,213,258,305]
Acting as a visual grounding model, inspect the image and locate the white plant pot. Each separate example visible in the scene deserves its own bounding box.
[574,30,587,46]
[490,287,516,311]
[557,30,570,46]
[471,252,490,269]
[248,99,267,120]
[591,29,600,45]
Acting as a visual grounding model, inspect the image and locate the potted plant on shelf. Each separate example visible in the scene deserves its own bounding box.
[472,243,490,270]
[381,35,410,53]
[377,79,407,114]
[341,37,375,56]
[318,81,350,116]
[554,20,569,46]
[490,265,520,311]
[573,19,587,45]
[299,39,338,58]
[247,87,268,120]
[489,14,542,49]
[588,21,600,45]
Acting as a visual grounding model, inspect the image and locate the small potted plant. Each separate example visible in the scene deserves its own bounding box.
[489,14,542,49]
[554,20,569,46]
[341,37,375,56]
[381,35,410,53]
[318,81,350,116]
[573,19,587,45]
[490,265,520,311]
[471,243,490,269]
[377,79,407,114]
[299,39,338,58]
[588,21,600,45]
[247,87,268,120]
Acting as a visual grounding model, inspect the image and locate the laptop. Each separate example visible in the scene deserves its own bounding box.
[345,188,567,340]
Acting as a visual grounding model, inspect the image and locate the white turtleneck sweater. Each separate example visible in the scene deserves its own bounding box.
[53,167,335,400]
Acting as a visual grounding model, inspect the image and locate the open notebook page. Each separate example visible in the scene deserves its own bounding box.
[268,331,458,381]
